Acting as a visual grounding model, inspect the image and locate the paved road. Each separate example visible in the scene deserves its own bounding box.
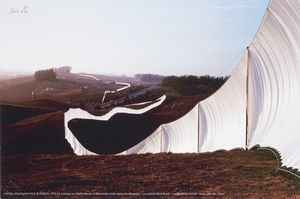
[101,82,131,103]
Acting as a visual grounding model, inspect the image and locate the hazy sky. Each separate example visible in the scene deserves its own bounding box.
[0,0,269,76]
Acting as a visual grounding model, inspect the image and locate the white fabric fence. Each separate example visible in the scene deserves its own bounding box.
[64,0,300,173]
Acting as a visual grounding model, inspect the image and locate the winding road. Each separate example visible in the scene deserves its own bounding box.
[77,73,131,103]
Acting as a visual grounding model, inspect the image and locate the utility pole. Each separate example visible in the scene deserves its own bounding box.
[197,104,200,153]
[246,46,250,150]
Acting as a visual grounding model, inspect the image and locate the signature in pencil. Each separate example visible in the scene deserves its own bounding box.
[10,5,29,14]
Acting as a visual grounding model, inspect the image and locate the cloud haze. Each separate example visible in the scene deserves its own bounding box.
[0,0,269,76]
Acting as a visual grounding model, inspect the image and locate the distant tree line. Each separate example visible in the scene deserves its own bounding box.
[162,75,228,95]
[54,66,72,75]
[135,74,165,84]
[34,68,57,82]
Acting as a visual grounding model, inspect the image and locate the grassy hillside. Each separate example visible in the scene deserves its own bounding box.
[1,73,299,198]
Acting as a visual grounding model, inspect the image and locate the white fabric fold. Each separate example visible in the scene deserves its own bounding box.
[64,0,300,172]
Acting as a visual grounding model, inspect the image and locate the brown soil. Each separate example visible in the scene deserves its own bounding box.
[2,111,73,155]
[0,101,71,125]
[1,150,300,198]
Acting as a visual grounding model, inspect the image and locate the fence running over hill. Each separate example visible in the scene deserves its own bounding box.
[64,0,300,178]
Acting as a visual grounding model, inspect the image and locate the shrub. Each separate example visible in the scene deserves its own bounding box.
[162,75,228,95]
[34,69,57,82]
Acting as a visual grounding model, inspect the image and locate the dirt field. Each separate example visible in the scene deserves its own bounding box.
[1,150,300,198]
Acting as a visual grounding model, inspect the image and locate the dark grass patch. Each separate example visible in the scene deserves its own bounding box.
[1,151,299,198]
